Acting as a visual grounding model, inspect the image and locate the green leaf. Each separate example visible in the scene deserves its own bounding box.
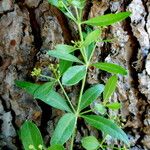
[70,0,86,9]
[16,80,72,112]
[84,29,101,47]
[47,50,83,64]
[82,12,131,26]
[48,0,59,7]
[106,102,121,110]
[82,115,129,145]
[20,121,44,150]
[33,82,54,98]
[55,44,77,53]
[48,0,66,9]
[81,136,100,150]
[56,44,76,75]
[92,62,127,75]
[47,145,65,150]
[62,65,86,86]
[35,89,72,112]
[48,0,76,21]
[80,84,104,110]
[86,42,95,60]
[64,12,75,20]
[94,103,106,115]
[103,75,118,101]
[59,59,73,75]
[15,80,40,95]
[51,113,76,145]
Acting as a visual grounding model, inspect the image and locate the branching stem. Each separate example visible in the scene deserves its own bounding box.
[58,80,76,113]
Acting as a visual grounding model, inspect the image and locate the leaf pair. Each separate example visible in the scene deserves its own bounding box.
[82,115,129,145]
[92,62,127,101]
[15,81,72,112]
[61,61,125,88]
[51,114,129,146]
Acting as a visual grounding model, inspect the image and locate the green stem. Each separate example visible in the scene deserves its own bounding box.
[58,80,76,113]
[88,42,97,63]
[70,117,77,150]
[69,69,87,150]
[40,75,56,81]
[69,7,88,150]
[100,134,107,148]
[75,7,87,64]
[75,7,80,21]
[41,73,75,113]
[80,109,93,115]
[78,23,87,63]
[76,70,87,115]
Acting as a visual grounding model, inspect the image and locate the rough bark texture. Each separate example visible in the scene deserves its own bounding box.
[0,0,150,149]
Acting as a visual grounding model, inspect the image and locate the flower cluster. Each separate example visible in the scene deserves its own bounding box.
[31,68,42,77]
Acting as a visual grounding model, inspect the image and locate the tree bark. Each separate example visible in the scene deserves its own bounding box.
[0,0,150,149]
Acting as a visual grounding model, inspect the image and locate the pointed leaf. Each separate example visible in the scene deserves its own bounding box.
[55,44,77,53]
[16,80,72,112]
[80,84,104,110]
[106,102,122,110]
[34,82,54,98]
[92,62,127,75]
[47,50,83,64]
[47,145,65,150]
[20,121,44,150]
[82,115,129,145]
[51,113,76,145]
[84,29,101,47]
[62,65,86,86]
[82,12,131,26]
[103,75,118,101]
[35,89,72,112]
[15,80,40,95]
[81,136,100,150]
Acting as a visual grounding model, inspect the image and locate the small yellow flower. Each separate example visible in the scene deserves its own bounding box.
[29,144,34,149]
[31,68,42,77]
[38,144,43,149]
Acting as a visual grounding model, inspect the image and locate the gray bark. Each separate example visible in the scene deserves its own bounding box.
[0,0,150,149]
